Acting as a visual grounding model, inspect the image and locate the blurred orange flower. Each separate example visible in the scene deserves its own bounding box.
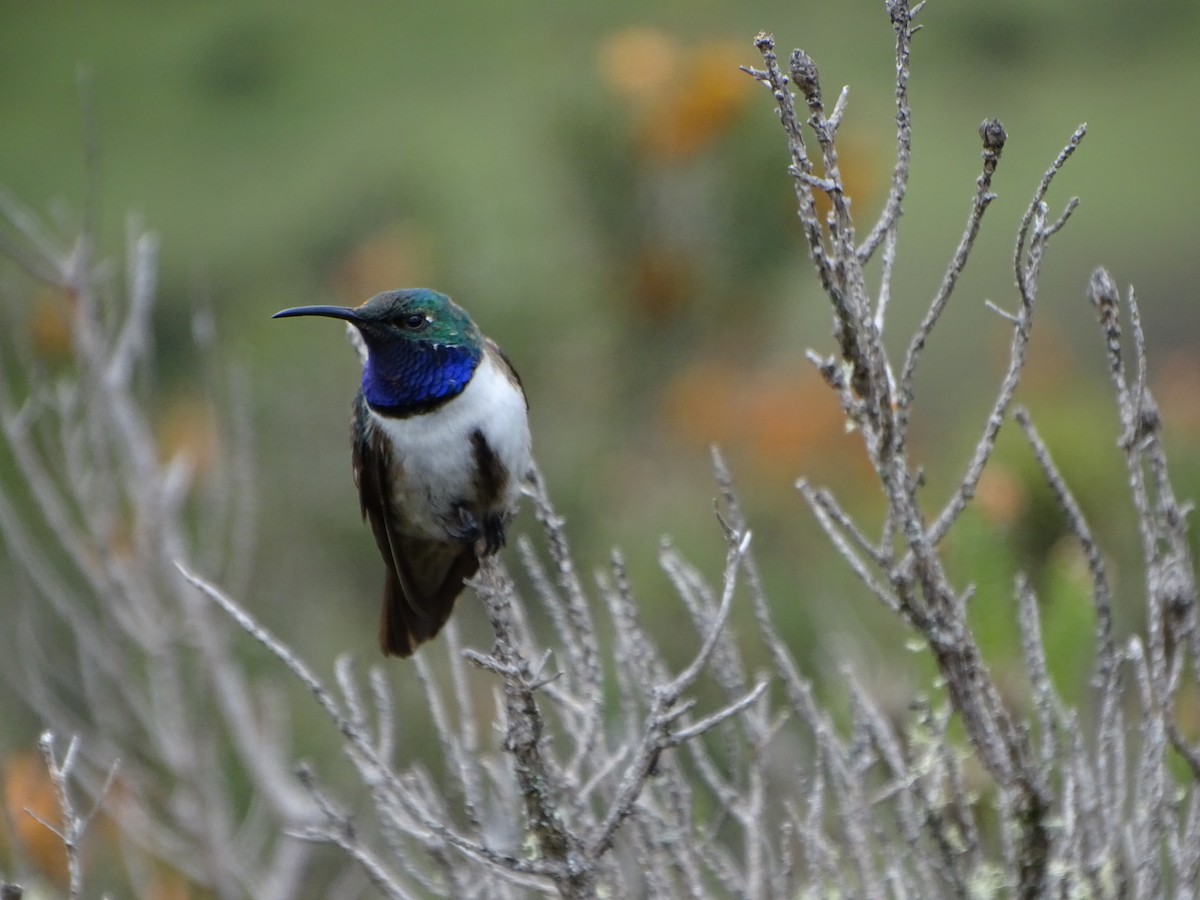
[598,27,679,100]
[662,359,741,447]
[331,221,435,305]
[28,288,75,364]
[599,29,751,162]
[663,359,864,477]
[974,463,1028,528]
[156,392,221,481]
[629,243,695,323]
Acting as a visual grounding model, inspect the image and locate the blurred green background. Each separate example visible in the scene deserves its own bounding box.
[2,0,1200,888]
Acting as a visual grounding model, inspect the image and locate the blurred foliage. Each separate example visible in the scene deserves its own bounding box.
[2,2,1200,885]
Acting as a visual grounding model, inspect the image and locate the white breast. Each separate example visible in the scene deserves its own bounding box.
[369,352,531,539]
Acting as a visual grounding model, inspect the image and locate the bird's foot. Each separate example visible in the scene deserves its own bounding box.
[448,505,507,556]
[447,503,482,546]
[481,512,507,556]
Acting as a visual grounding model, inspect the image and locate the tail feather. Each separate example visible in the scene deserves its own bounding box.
[378,539,479,657]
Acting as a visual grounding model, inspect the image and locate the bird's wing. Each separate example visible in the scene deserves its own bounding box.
[352,393,477,657]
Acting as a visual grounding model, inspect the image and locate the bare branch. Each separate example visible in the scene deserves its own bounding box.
[895,119,1007,436]
[1015,407,1119,683]
[858,0,921,264]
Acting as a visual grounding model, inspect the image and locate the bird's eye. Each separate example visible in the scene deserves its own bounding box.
[403,313,427,330]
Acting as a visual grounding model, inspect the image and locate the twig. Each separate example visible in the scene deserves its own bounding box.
[587,532,751,861]
[31,733,117,899]
[468,559,593,898]
[1014,408,1118,683]
[1014,125,1087,305]
[797,479,902,615]
[894,118,1007,440]
[176,563,355,739]
[292,765,412,900]
[858,0,921,264]
[926,126,1086,549]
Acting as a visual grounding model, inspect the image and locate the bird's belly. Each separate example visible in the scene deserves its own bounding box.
[370,355,530,540]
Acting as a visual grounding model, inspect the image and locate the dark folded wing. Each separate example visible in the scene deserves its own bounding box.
[352,393,476,657]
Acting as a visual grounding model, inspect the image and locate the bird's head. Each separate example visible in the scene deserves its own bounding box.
[274,288,484,413]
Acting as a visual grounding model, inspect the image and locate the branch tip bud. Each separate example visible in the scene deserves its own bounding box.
[789,49,820,97]
[979,118,1007,153]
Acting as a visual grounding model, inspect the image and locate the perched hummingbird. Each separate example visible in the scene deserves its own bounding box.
[273,289,532,657]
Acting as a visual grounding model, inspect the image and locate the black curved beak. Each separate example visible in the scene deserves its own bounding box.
[272,305,361,322]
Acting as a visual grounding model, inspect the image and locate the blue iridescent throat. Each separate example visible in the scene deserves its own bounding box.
[361,340,482,416]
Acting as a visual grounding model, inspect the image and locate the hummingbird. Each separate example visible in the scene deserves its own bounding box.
[273,288,532,657]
